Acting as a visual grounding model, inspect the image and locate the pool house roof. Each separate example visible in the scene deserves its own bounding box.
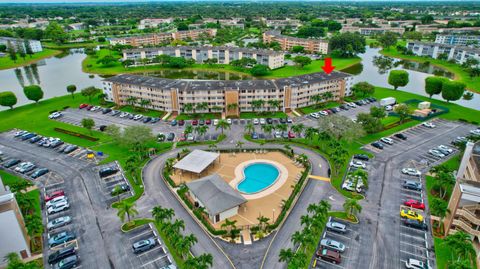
[173,149,220,174]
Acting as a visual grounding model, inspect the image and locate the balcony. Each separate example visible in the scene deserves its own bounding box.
[457,208,480,226]
[452,219,480,237]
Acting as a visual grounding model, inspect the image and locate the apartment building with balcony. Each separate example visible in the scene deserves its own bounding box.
[340,26,405,35]
[0,37,43,53]
[262,31,329,54]
[435,34,480,47]
[108,28,217,47]
[407,41,480,65]
[444,142,480,262]
[0,177,32,267]
[102,71,352,117]
[122,46,284,69]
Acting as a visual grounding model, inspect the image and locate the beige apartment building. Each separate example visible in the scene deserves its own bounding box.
[109,28,217,47]
[444,141,480,263]
[340,26,405,35]
[102,71,352,117]
[262,31,329,54]
[122,46,285,69]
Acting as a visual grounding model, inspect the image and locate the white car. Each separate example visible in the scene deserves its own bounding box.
[405,258,431,269]
[46,196,68,208]
[318,111,328,116]
[213,119,219,126]
[429,149,445,158]
[385,105,393,111]
[310,113,320,119]
[259,118,266,125]
[274,131,282,139]
[187,133,194,141]
[48,112,62,119]
[320,238,346,252]
[133,114,143,121]
[342,181,356,191]
[90,106,100,112]
[347,102,357,108]
[14,162,31,172]
[349,160,366,169]
[402,168,421,176]
[253,118,259,125]
[47,216,72,231]
[437,145,453,155]
[227,118,232,124]
[422,122,435,128]
[119,112,128,118]
[380,137,394,145]
[470,129,480,136]
[47,201,70,215]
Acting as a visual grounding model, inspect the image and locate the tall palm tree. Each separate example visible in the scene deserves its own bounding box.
[276,124,288,133]
[291,123,305,137]
[175,234,198,259]
[152,206,175,226]
[261,124,274,137]
[430,198,450,233]
[251,100,264,114]
[443,231,476,266]
[290,230,305,248]
[351,169,369,189]
[244,122,255,134]
[278,248,294,263]
[211,105,223,113]
[184,125,193,136]
[126,96,137,107]
[267,99,281,111]
[195,125,208,137]
[24,214,43,250]
[434,171,456,199]
[183,103,194,114]
[139,99,151,111]
[257,215,270,232]
[197,253,213,269]
[215,119,230,135]
[322,91,334,102]
[310,94,322,108]
[290,251,307,268]
[170,219,186,234]
[304,127,317,141]
[196,102,209,112]
[227,103,238,112]
[343,199,362,219]
[116,201,138,223]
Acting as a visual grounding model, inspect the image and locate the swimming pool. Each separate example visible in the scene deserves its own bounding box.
[237,163,280,194]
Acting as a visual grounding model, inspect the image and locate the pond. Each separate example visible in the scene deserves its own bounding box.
[343,47,480,110]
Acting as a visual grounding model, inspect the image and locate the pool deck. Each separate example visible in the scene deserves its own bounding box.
[170,151,304,228]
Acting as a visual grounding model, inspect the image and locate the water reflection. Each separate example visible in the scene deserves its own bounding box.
[372,56,395,74]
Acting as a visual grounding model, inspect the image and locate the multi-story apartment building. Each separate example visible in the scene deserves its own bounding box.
[109,29,217,46]
[263,18,302,29]
[138,18,174,29]
[262,31,329,54]
[340,26,405,35]
[0,177,32,267]
[435,34,480,47]
[444,142,480,262]
[0,37,43,53]
[407,41,480,65]
[103,71,352,117]
[122,46,285,69]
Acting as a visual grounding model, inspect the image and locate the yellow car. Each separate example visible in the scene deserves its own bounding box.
[400,209,423,222]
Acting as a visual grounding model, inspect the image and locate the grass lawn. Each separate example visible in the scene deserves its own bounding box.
[265,56,361,78]
[298,101,341,114]
[328,211,359,223]
[239,111,288,119]
[0,170,42,219]
[175,113,221,120]
[0,49,62,70]
[118,105,166,118]
[380,46,480,94]
[43,41,107,49]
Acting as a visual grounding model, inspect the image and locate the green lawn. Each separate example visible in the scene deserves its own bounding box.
[118,105,166,118]
[298,101,341,114]
[239,111,288,119]
[0,170,42,220]
[0,49,62,70]
[43,41,107,49]
[380,46,480,94]
[266,56,361,78]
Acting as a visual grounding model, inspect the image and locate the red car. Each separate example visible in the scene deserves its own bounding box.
[79,104,89,109]
[206,119,212,125]
[86,105,94,110]
[404,199,425,210]
[179,133,186,141]
[45,190,65,202]
[288,131,296,139]
[178,120,185,126]
[192,119,198,126]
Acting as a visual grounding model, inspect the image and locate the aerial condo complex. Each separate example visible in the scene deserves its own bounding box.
[0,1,480,269]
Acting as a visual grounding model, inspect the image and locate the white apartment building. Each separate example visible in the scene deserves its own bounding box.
[435,34,480,47]
[122,46,285,69]
[407,41,480,65]
[138,18,174,29]
[0,37,43,53]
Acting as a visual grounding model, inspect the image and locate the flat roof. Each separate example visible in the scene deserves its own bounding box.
[173,150,220,174]
[123,46,283,56]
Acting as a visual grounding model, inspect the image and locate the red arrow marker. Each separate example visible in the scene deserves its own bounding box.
[322,57,335,74]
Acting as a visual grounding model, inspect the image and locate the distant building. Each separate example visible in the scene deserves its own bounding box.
[435,34,480,47]
[109,28,217,47]
[0,177,32,267]
[138,18,174,30]
[203,18,244,29]
[263,30,329,54]
[122,46,285,69]
[263,18,302,29]
[0,37,43,53]
[407,41,480,65]
[68,23,85,31]
[340,26,405,35]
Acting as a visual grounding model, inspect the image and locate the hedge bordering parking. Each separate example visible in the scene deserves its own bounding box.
[54,127,99,141]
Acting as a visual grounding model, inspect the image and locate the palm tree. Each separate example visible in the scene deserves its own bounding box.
[184,125,193,136]
[244,122,255,134]
[343,198,362,219]
[116,201,138,223]
[24,214,43,250]
[175,234,198,259]
[261,124,274,137]
[278,248,294,263]
[170,219,186,234]
[183,103,194,114]
[211,105,223,113]
[296,153,308,165]
[196,102,209,112]
[290,230,305,249]
[290,251,307,268]
[152,206,175,226]
[351,169,369,189]
[257,215,270,232]
[276,124,288,133]
[267,99,281,111]
[197,253,214,269]
[235,141,244,152]
[184,256,200,269]
[443,231,476,267]
[300,214,313,228]
[434,171,456,199]
[310,94,322,108]
[430,198,450,233]
[221,218,237,232]
[195,125,208,137]
[291,123,305,137]
[126,96,137,107]
[322,91,334,102]
[139,99,151,111]
[227,103,238,113]
[215,119,230,135]
[251,100,263,114]
[448,259,472,269]
[304,127,317,141]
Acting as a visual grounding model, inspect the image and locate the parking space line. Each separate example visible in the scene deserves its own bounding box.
[129,230,153,240]
[136,245,163,258]
[400,249,426,259]
[316,259,345,268]
[400,241,427,249]
[141,254,168,268]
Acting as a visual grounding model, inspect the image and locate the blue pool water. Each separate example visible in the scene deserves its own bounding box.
[237,163,280,194]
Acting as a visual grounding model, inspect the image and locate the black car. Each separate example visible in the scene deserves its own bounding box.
[3,159,21,168]
[167,132,175,141]
[354,154,369,161]
[29,136,42,143]
[371,141,384,149]
[339,104,348,110]
[111,184,130,196]
[48,246,76,264]
[99,125,107,131]
[54,255,78,269]
[31,168,49,179]
[279,118,287,124]
[403,219,428,231]
[143,117,152,123]
[102,108,112,114]
[51,140,64,149]
[394,133,407,140]
[150,117,160,124]
[21,133,36,140]
[63,145,78,154]
[367,97,377,102]
[403,180,422,191]
[99,167,119,178]
[354,101,363,106]
[266,118,273,124]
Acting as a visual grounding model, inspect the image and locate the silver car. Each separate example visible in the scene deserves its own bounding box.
[428,149,445,158]
[320,238,346,252]
[326,221,347,234]
[47,216,72,231]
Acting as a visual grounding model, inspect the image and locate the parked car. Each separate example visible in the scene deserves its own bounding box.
[349,160,366,169]
[47,216,72,231]
[213,119,219,126]
[403,219,428,231]
[342,181,356,192]
[170,120,177,126]
[63,145,78,154]
[251,132,258,139]
[143,117,152,123]
[310,113,320,119]
[470,129,480,136]
[179,120,186,126]
[400,209,424,222]
[111,184,130,196]
[31,168,49,179]
[30,135,43,143]
[380,137,394,145]
[253,118,259,125]
[394,133,407,140]
[279,118,287,124]
[132,238,157,254]
[401,168,421,176]
[45,190,65,202]
[316,248,341,264]
[187,133,194,141]
[99,167,118,178]
[150,117,160,124]
[47,201,70,215]
[167,133,175,141]
[133,114,143,121]
[403,180,422,191]
[48,231,76,247]
[371,141,384,149]
[14,130,28,137]
[46,196,68,208]
[19,162,36,173]
[21,133,37,140]
[79,104,88,109]
[259,118,266,125]
[205,119,212,125]
[3,159,21,168]
[326,221,347,234]
[90,106,100,112]
[274,131,282,139]
[192,119,198,126]
[404,199,425,210]
[320,238,345,252]
[226,118,232,125]
[405,258,431,269]
[266,118,273,124]
[282,131,289,139]
[428,149,445,158]
[199,119,205,125]
[50,139,64,148]
[179,133,186,141]
[15,162,33,172]
[354,154,369,161]
[111,110,120,116]
[85,105,94,110]
[48,246,76,264]
[422,122,435,128]
[288,131,295,138]
[53,254,78,269]
[102,108,112,114]
[49,112,63,119]
[452,136,468,145]
[437,145,453,155]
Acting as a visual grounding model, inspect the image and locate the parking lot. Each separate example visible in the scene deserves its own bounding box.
[94,162,133,205]
[347,118,477,269]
